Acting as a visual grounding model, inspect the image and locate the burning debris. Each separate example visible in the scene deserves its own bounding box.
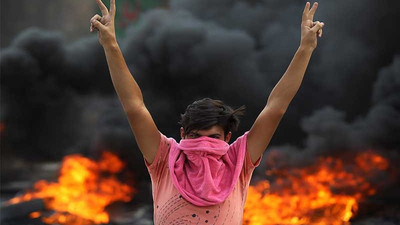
[243,151,392,225]
[3,152,135,225]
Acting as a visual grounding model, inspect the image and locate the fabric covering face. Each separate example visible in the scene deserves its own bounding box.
[168,135,246,206]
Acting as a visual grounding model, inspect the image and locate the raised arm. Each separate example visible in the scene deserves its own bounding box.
[247,2,324,164]
[90,0,160,164]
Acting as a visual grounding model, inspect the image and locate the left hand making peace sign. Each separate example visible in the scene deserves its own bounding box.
[301,2,324,50]
[90,0,117,47]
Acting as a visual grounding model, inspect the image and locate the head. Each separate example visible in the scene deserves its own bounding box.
[179,98,245,142]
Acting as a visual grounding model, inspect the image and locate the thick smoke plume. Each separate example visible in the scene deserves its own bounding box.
[1,0,400,222]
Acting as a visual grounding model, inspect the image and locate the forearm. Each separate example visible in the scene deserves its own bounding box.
[247,2,323,163]
[266,46,313,112]
[91,0,161,164]
[103,42,144,113]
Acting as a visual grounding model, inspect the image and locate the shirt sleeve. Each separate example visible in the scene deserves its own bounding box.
[144,132,171,182]
[229,131,262,183]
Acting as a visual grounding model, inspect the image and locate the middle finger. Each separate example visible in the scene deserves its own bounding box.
[309,2,318,20]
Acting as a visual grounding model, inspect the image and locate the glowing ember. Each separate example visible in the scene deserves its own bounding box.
[29,211,41,219]
[0,122,5,133]
[243,151,389,225]
[7,151,135,225]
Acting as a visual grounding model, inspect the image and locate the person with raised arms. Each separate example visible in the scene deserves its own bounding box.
[90,1,324,224]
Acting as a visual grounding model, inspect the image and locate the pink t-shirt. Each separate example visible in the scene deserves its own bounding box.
[145,132,261,225]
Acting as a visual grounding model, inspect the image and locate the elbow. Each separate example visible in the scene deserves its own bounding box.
[265,105,287,118]
[123,100,146,116]
[265,98,290,116]
[275,108,287,117]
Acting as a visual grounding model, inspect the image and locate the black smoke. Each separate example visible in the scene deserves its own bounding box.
[1,0,400,223]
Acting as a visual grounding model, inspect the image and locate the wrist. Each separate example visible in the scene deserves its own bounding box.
[102,40,119,51]
[298,44,315,54]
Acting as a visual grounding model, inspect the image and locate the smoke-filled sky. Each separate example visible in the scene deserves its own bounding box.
[2,0,399,152]
[1,0,400,219]
[1,0,400,223]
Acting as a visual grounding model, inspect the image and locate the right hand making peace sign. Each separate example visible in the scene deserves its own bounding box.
[300,2,324,50]
[90,0,117,47]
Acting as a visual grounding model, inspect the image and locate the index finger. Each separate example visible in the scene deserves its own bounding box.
[303,2,310,15]
[96,0,109,16]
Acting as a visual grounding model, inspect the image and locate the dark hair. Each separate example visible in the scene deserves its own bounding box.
[179,98,246,136]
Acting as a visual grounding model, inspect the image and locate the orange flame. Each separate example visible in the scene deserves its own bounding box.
[7,151,135,225]
[243,151,389,225]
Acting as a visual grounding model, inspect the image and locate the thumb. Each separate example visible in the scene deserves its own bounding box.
[91,19,106,31]
[311,21,324,33]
